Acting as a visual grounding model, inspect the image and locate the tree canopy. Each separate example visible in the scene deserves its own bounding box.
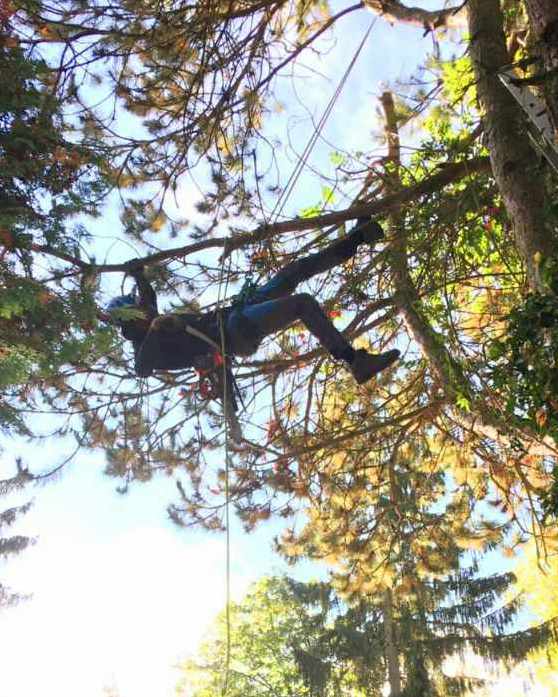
[2,0,558,685]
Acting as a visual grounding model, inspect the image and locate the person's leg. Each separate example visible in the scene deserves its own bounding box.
[250,218,384,303]
[226,293,399,383]
[228,294,353,359]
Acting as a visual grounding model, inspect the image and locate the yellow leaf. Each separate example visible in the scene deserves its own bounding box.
[535,407,548,428]
[151,212,166,232]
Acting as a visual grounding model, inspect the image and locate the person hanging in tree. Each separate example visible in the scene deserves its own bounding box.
[107,218,400,386]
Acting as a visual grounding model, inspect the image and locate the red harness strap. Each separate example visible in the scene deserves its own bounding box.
[195,350,225,400]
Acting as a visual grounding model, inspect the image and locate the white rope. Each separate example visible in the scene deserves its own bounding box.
[213,20,377,695]
[217,249,233,697]
[268,17,377,225]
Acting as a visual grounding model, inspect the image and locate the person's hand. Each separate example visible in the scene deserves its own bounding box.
[151,314,181,331]
[126,258,147,279]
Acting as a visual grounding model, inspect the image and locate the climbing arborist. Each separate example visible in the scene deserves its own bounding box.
[107,217,400,385]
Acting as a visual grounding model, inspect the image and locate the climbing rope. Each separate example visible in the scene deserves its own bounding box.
[213,19,377,695]
[216,247,234,697]
[268,17,377,225]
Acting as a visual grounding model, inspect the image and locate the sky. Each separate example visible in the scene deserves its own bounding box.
[0,3,551,697]
[0,453,298,697]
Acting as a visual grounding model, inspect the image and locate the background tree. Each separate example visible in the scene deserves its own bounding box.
[275,411,558,693]
[0,497,34,609]
[0,30,113,434]
[513,537,558,694]
[177,576,368,697]
[179,570,558,697]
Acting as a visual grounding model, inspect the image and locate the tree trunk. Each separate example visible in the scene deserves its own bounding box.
[383,589,402,696]
[380,90,558,458]
[524,0,558,133]
[467,0,554,291]
[525,0,558,41]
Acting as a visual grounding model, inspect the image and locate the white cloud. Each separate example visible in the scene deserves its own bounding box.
[0,524,255,697]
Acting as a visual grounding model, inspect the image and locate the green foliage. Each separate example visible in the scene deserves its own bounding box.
[107,305,147,323]
[0,43,108,242]
[440,55,476,107]
[180,568,553,697]
[178,577,357,697]
[0,273,117,385]
[0,345,40,389]
[490,290,558,435]
[513,539,558,693]
[0,38,114,431]
[488,280,558,517]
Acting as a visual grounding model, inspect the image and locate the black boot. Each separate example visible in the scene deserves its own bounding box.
[352,217,385,245]
[350,348,400,384]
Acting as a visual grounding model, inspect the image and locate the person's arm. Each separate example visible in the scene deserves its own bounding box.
[129,265,158,314]
[134,349,153,378]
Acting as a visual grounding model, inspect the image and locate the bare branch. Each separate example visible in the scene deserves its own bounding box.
[364,0,467,32]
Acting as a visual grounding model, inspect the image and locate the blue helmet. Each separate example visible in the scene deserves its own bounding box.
[107,292,138,315]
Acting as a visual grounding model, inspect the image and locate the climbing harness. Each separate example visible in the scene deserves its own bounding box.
[180,315,244,430]
[498,64,558,174]
[230,273,259,309]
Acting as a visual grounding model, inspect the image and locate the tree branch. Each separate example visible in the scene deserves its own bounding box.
[364,0,467,31]
[28,157,490,274]
[381,91,558,459]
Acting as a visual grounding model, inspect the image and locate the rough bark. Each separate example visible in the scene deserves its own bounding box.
[524,0,558,132]
[383,589,402,696]
[364,0,467,31]
[380,92,558,458]
[525,0,558,40]
[467,0,554,291]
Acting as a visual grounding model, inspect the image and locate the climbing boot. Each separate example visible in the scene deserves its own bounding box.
[353,217,385,245]
[350,348,400,384]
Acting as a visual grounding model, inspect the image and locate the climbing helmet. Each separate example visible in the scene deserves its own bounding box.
[107,292,137,312]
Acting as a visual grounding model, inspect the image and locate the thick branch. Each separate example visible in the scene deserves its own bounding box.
[29,157,490,274]
[364,0,467,31]
[383,91,468,396]
[381,92,558,458]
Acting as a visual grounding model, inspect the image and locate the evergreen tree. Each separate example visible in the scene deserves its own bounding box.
[275,408,557,693]
[0,497,34,609]
[177,576,369,697]
[179,571,557,697]
[0,30,113,433]
[513,538,558,694]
